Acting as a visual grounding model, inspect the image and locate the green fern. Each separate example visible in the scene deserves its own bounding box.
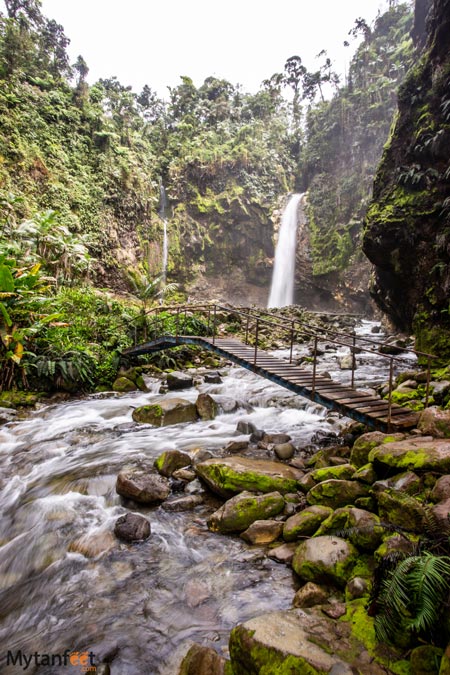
[374,552,450,644]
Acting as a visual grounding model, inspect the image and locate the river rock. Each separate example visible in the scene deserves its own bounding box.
[409,645,444,675]
[338,354,354,370]
[207,491,284,534]
[430,380,450,404]
[262,432,291,445]
[315,507,383,551]
[114,513,151,542]
[352,463,378,484]
[224,440,249,454]
[372,470,421,495]
[283,505,332,542]
[293,582,330,608]
[310,463,356,483]
[195,393,217,420]
[162,495,203,511]
[375,488,427,532]
[346,577,370,600]
[178,643,226,675]
[430,475,450,502]
[228,607,387,675]
[112,376,138,393]
[167,371,194,390]
[292,536,358,587]
[116,469,170,504]
[154,450,192,477]
[306,479,368,508]
[204,371,222,384]
[240,519,283,545]
[172,468,197,482]
[432,498,450,527]
[236,420,258,435]
[274,442,295,460]
[267,542,297,564]
[374,534,417,562]
[369,437,450,473]
[69,531,116,558]
[195,456,303,498]
[132,398,198,426]
[418,407,450,438]
[350,431,405,468]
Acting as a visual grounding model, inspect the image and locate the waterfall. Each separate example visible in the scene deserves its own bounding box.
[159,184,168,283]
[267,193,304,308]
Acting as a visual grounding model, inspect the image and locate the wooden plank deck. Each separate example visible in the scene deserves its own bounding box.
[123,335,419,432]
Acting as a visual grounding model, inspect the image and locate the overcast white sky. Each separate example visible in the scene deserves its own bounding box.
[34,1,390,98]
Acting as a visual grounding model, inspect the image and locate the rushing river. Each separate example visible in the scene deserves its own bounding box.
[0,320,416,674]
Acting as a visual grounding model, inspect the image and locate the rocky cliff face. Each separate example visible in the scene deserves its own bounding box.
[363,0,450,358]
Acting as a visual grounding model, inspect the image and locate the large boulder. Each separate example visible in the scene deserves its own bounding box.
[306,479,368,508]
[178,643,226,675]
[374,488,427,532]
[310,463,356,483]
[195,456,303,498]
[240,520,283,545]
[315,507,383,551]
[195,393,217,420]
[154,450,192,477]
[228,608,390,675]
[350,432,405,468]
[116,469,170,504]
[292,536,358,588]
[112,376,137,392]
[167,371,194,390]
[282,505,333,542]
[369,437,450,473]
[207,491,284,534]
[132,398,198,426]
[418,407,450,438]
[114,513,151,542]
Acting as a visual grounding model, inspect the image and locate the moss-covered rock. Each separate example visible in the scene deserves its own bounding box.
[240,519,283,545]
[292,536,358,588]
[228,607,386,675]
[282,505,333,542]
[350,432,405,468]
[195,393,217,420]
[207,491,284,534]
[375,488,427,532]
[409,645,443,675]
[112,376,138,392]
[315,507,383,551]
[369,438,450,474]
[306,479,368,509]
[154,450,192,477]
[418,407,450,439]
[310,463,356,483]
[195,456,303,498]
[132,398,198,426]
[352,463,378,484]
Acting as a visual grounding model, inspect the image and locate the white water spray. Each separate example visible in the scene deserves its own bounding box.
[267,193,304,308]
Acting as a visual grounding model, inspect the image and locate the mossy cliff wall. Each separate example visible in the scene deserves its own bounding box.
[363,0,450,358]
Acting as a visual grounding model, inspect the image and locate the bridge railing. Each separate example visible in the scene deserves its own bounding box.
[127,303,436,423]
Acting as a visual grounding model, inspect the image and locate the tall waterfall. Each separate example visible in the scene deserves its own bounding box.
[267,193,304,308]
[159,184,168,283]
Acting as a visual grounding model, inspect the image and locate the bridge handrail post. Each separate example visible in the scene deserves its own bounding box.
[207,307,211,336]
[351,335,356,389]
[425,356,431,408]
[213,305,217,345]
[254,319,259,366]
[312,336,318,399]
[245,313,250,345]
[289,321,295,364]
[176,307,180,342]
[387,357,394,428]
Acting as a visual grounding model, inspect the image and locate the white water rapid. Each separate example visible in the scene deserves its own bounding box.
[268,193,304,308]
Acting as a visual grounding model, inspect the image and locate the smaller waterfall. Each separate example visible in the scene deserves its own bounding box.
[159,184,168,283]
[268,193,304,308]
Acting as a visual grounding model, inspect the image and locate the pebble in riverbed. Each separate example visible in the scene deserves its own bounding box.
[114,513,151,542]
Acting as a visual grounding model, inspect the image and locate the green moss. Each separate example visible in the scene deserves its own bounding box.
[341,601,411,675]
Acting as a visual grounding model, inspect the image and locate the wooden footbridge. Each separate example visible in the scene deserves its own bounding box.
[123,304,434,432]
